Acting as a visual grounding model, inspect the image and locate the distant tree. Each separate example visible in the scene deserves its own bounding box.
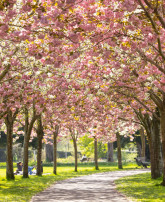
[70,128,78,172]
[0,131,6,147]
[78,134,107,159]
[36,115,44,176]
[117,133,123,169]
[94,136,99,170]
[107,142,114,162]
[0,131,7,162]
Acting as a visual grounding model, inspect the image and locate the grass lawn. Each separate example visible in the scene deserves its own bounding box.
[0,162,137,202]
[115,172,165,202]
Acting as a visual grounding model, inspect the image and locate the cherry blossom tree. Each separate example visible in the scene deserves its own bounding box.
[70,0,165,182]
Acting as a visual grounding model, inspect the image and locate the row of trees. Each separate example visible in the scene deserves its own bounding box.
[0,0,165,185]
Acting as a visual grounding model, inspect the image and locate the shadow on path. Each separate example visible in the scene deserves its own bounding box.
[31,169,150,202]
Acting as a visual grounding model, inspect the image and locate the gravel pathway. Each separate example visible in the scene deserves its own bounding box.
[31,169,150,202]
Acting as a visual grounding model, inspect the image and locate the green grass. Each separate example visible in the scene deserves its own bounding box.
[115,172,165,202]
[0,162,137,202]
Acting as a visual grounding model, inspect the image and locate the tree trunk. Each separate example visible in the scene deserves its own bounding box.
[53,125,59,175]
[140,127,145,159]
[107,142,114,162]
[117,132,123,169]
[151,115,162,178]
[23,133,29,178]
[136,142,142,158]
[70,129,78,172]
[53,134,57,175]
[144,113,162,179]
[5,112,14,180]
[73,138,78,172]
[94,137,99,170]
[36,115,44,176]
[46,144,53,162]
[160,109,165,185]
[37,135,43,176]
[23,108,37,178]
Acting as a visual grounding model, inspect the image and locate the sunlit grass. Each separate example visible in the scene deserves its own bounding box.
[115,172,165,202]
[0,162,138,202]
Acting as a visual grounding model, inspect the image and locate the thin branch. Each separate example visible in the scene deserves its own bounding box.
[157,37,165,61]
[118,116,141,125]
[0,111,7,119]
[143,0,154,9]
[28,0,40,17]
[132,108,145,127]
[133,96,154,114]
[154,7,165,29]
[137,49,165,74]
[13,108,19,121]
[15,119,25,127]
[149,90,163,110]
[137,0,159,34]
[0,64,10,82]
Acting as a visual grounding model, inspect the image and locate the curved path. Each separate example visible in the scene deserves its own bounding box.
[31,169,150,202]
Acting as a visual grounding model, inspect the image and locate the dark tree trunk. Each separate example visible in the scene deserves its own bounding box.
[5,111,14,180]
[53,125,59,175]
[36,115,44,176]
[5,108,18,180]
[46,144,53,162]
[136,142,142,157]
[70,129,78,172]
[144,113,162,179]
[160,109,165,185]
[23,133,29,178]
[107,142,114,162]
[23,108,37,178]
[53,134,57,175]
[117,132,123,169]
[151,115,162,178]
[37,136,43,176]
[94,137,99,170]
[73,140,77,172]
[140,127,145,159]
[73,139,78,172]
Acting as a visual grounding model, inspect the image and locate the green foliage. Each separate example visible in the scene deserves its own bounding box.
[56,156,75,164]
[113,135,131,149]
[78,134,94,157]
[121,151,137,162]
[115,173,165,201]
[108,150,137,163]
[124,142,137,151]
[97,142,107,158]
[78,134,107,158]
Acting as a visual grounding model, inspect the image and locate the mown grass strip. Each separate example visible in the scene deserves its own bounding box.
[115,172,165,202]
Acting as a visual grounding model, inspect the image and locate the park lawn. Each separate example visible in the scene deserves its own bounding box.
[0,162,137,202]
[115,172,165,202]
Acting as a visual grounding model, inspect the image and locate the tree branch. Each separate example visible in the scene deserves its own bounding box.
[0,64,10,82]
[137,0,159,34]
